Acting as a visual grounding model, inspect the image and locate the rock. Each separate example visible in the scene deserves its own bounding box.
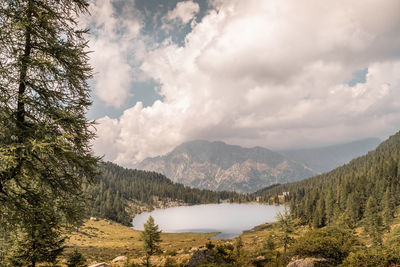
[111,256,127,263]
[187,249,212,267]
[89,217,98,221]
[252,255,269,266]
[88,263,110,267]
[286,257,328,267]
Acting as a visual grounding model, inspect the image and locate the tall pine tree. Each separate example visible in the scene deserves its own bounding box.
[0,0,98,265]
[142,216,162,267]
[364,196,384,245]
[276,207,294,254]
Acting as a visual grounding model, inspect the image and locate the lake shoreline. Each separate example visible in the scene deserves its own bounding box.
[131,203,285,239]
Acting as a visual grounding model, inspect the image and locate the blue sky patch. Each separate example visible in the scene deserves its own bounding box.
[348,68,368,87]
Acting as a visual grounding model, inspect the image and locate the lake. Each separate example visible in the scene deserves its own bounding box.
[131,203,285,238]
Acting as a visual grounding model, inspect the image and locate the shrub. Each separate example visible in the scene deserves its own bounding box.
[341,247,400,267]
[289,227,358,265]
[206,241,215,250]
[66,249,87,267]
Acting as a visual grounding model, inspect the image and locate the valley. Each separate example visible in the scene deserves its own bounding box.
[1,1,399,266]
[70,132,400,266]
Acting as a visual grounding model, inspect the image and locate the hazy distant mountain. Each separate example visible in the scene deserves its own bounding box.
[137,140,316,193]
[280,138,381,173]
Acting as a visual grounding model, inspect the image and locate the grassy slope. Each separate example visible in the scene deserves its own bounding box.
[63,218,308,266]
[64,219,221,265]
[62,206,400,266]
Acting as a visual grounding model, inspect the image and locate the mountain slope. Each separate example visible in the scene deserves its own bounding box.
[281,138,381,173]
[137,140,316,193]
[254,131,400,228]
[85,162,247,225]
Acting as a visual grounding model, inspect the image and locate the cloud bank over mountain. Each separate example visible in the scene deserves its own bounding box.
[87,0,400,166]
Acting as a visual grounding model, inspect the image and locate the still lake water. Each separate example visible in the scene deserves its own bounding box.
[131,203,285,238]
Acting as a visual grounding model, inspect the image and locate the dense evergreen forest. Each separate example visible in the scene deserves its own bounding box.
[80,133,400,265]
[85,162,251,225]
[255,131,400,232]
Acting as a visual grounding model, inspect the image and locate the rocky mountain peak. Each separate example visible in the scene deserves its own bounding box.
[137,140,316,193]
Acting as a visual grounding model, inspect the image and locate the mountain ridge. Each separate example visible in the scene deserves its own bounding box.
[137,140,316,193]
[281,137,381,173]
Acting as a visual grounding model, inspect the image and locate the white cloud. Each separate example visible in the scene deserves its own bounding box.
[93,0,400,165]
[84,0,142,108]
[92,116,120,162]
[167,0,200,24]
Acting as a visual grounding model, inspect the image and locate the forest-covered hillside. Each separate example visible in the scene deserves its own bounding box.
[255,131,400,231]
[84,162,250,225]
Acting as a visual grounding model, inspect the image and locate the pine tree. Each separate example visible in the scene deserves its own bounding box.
[364,196,384,245]
[235,236,243,258]
[324,189,335,225]
[66,249,87,267]
[0,0,99,265]
[263,234,275,252]
[276,207,294,254]
[142,216,162,267]
[343,192,360,229]
[313,197,326,228]
[262,234,277,262]
[382,187,395,230]
[8,198,65,267]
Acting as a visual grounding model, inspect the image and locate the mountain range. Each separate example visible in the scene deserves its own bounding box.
[137,138,380,193]
[281,137,380,173]
[137,140,315,193]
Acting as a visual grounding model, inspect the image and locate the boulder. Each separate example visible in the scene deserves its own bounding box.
[287,257,328,267]
[88,263,110,267]
[112,256,127,263]
[252,255,269,266]
[187,249,212,267]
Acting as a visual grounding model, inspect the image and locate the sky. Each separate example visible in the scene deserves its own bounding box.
[83,0,400,167]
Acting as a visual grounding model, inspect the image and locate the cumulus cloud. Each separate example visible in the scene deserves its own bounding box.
[84,0,143,108]
[92,0,400,165]
[167,0,200,24]
[92,116,120,161]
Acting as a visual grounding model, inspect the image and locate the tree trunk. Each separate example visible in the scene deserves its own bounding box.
[17,0,33,137]
[146,255,150,267]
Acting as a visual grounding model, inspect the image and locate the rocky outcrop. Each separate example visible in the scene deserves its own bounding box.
[287,257,328,267]
[137,140,316,193]
[187,249,213,267]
